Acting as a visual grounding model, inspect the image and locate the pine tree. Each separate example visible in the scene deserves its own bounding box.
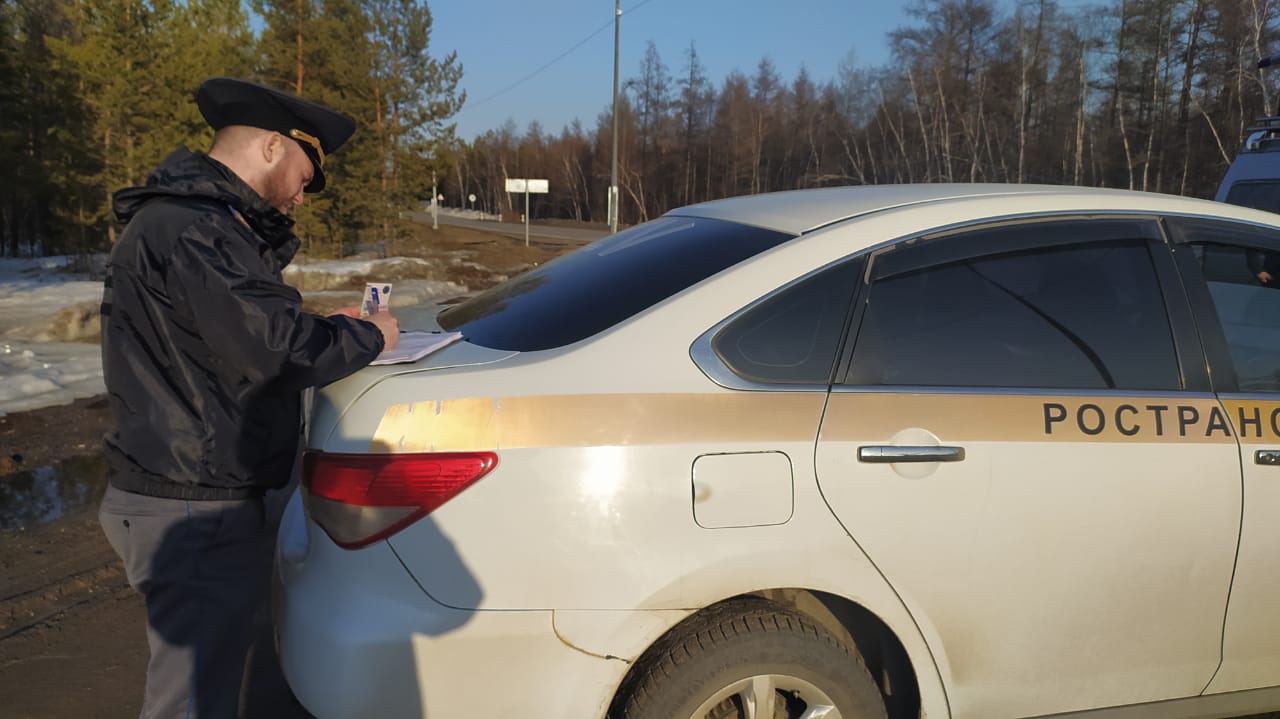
[4,0,97,256]
[255,0,463,257]
[46,0,251,246]
[366,0,463,253]
[0,0,26,254]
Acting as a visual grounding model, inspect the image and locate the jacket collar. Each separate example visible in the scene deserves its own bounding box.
[112,147,300,256]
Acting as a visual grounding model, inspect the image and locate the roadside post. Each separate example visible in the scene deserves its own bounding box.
[504,178,549,246]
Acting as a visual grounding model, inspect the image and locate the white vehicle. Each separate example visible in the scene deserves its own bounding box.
[274,184,1280,719]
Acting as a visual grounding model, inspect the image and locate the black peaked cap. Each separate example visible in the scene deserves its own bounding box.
[196,77,355,193]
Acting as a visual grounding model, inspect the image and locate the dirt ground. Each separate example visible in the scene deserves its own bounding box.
[0,396,316,718]
[1,220,1278,719]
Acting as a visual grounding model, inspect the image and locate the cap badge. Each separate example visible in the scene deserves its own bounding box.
[288,128,325,166]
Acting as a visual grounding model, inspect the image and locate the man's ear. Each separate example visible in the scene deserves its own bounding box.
[261,132,283,165]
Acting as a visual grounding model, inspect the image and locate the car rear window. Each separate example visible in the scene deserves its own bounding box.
[1225,181,1280,214]
[438,217,795,351]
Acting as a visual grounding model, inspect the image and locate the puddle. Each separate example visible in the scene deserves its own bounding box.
[0,454,109,529]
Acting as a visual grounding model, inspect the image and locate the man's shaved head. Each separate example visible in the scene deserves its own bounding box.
[207,125,313,215]
[209,125,272,154]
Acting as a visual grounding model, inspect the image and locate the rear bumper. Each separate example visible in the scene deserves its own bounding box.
[273,504,629,719]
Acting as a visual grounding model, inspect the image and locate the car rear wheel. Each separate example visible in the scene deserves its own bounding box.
[617,600,887,719]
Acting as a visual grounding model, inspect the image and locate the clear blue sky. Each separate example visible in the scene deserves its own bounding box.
[433,0,906,141]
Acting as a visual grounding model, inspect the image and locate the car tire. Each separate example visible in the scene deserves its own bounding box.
[616,599,888,719]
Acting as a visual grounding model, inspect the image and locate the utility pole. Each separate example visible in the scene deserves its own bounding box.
[609,0,620,234]
[431,170,438,230]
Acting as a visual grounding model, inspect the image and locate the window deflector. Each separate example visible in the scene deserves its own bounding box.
[848,220,1180,391]
[871,218,1164,282]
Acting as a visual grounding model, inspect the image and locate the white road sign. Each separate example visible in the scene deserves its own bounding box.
[505,178,549,193]
[503,178,551,247]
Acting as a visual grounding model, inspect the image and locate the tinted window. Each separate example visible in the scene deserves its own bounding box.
[1191,240,1280,392]
[713,258,863,384]
[1225,181,1280,214]
[439,217,794,351]
[846,240,1180,390]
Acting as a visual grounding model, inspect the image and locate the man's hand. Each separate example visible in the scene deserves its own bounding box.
[362,310,400,351]
[330,305,399,351]
[1261,271,1274,284]
[329,305,363,318]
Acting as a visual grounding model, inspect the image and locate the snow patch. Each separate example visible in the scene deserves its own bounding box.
[0,255,457,417]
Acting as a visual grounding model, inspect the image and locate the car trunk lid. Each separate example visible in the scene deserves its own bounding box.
[306,340,518,450]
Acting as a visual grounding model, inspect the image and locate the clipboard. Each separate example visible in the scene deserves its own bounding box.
[369,331,464,366]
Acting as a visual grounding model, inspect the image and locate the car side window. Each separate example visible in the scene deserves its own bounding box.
[1173,219,1280,393]
[845,236,1181,390]
[1224,181,1280,215]
[712,258,863,385]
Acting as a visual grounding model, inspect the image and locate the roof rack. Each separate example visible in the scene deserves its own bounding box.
[1245,116,1280,134]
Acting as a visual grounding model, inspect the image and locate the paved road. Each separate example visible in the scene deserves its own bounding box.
[408,211,608,246]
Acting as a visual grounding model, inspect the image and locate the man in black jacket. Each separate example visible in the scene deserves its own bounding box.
[97,77,399,718]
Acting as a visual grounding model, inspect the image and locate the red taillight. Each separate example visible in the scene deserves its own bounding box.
[301,451,497,550]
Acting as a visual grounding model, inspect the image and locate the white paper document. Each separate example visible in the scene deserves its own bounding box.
[369,331,464,366]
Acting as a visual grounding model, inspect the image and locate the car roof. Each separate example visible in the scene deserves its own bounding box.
[666,183,1278,235]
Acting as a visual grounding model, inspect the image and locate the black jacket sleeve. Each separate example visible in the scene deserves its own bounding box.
[167,219,385,393]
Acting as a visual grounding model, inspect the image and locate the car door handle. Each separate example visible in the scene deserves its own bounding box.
[858,445,966,463]
[1255,450,1280,466]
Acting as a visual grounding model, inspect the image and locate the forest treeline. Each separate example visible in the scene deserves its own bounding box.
[4,0,1280,258]
[1,0,462,258]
